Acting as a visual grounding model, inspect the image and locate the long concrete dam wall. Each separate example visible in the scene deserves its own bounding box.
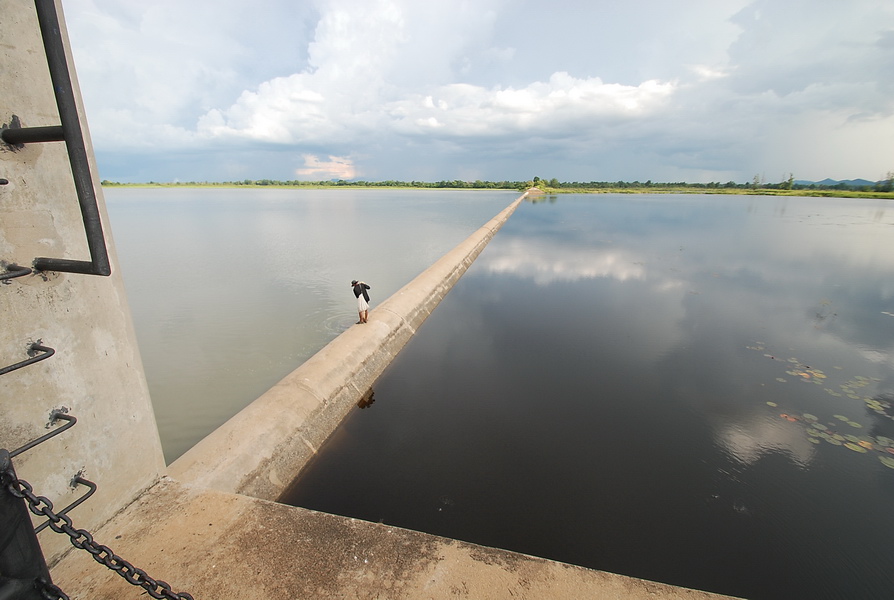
[167,192,528,500]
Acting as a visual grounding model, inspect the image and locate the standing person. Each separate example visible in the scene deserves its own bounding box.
[351,280,371,324]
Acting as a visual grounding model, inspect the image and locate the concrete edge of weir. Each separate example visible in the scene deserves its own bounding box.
[166,190,533,500]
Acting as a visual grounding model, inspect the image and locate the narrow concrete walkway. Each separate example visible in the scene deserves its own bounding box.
[167,193,527,501]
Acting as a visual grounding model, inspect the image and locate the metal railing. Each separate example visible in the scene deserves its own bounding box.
[0,0,111,277]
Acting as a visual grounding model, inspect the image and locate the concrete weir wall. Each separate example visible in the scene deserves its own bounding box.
[168,193,526,500]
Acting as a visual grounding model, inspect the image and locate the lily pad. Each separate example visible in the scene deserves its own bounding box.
[802,413,818,422]
[879,456,894,469]
[845,443,868,453]
[766,401,778,407]
[875,436,894,447]
[848,421,863,428]
[834,415,849,421]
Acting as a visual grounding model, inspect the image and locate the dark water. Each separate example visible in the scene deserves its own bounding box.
[104,187,516,463]
[281,194,894,600]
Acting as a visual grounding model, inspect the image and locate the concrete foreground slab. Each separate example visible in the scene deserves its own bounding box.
[51,478,739,600]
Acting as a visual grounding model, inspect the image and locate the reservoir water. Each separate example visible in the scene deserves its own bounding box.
[279,193,894,600]
[108,189,894,599]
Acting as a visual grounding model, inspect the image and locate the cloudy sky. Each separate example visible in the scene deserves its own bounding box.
[63,0,894,184]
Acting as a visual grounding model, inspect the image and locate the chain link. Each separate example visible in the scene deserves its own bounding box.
[39,579,70,600]
[2,468,194,600]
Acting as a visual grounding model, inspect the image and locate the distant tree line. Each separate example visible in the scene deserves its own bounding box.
[100,171,894,192]
[101,178,530,190]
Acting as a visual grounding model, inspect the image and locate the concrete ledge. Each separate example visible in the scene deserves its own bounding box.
[167,194,526,500]
[51,477,739,600]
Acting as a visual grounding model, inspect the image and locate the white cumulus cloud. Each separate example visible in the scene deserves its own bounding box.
[63,0,894,182]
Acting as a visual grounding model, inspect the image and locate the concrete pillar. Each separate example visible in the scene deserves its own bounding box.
[1,0,165,567]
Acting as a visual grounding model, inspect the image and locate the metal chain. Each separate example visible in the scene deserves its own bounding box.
[1,469,194,600]
[39,579,70,600]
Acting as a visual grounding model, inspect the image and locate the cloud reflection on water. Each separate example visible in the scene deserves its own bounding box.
[479,238,648,284]
[479,194,894,471]
[716,418,817,469]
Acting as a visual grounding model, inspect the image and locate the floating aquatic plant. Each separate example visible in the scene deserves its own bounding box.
[746,341,894,467]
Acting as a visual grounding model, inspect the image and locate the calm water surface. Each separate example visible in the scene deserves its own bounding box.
[104,187,517,462]
[281,194,894,600]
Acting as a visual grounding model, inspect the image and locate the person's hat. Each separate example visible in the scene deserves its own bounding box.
[351,280,358,285]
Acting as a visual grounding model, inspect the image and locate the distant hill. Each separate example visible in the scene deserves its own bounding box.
[795,178,880,188]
